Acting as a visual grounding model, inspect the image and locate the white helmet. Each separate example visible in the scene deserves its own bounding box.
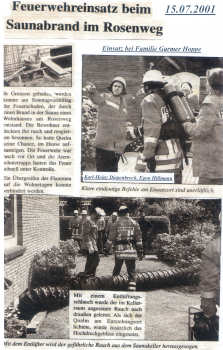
[142,70,165,84]
[112,76,127,89]
[119,205,127,211]
[95,207,105,216]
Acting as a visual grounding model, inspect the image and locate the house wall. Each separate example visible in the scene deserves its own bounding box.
[82,55,146,95]
[4,195,60,307]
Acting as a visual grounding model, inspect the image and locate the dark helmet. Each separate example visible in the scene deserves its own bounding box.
[207,68,223,90]
[192,312,219,341]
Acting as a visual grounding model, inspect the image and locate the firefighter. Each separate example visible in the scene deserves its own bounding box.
[192,212,221,341]
[68,209,81,247]
[84,77,130,172]
[176,68,223,185]
[138,70,185,184]
[181,81,199,117]
[106,212,118,237]
[79,209,100,277]
[106,205,143,291]
[138,209,151,257]
[95,207,106,254]
[200,212,221,317]
[105,212,118,255]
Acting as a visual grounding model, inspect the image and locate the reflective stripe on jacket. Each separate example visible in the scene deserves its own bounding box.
[69,216,82,236]
[96,217,106,231]
[108,216,142,253]
[90,92,129,153]
[141,93,183,172]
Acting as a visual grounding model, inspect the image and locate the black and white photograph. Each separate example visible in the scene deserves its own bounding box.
[4,45,72,87]
[81,55,223,185]
[4,195,221,341]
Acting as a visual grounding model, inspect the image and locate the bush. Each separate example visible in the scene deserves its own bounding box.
[81,97,98,170]
[160,199,205,234]
[151,200,220,284]
[29,240,79,289]
[160,199,220,234]
[4,305,27,338]
[152,222,216,275]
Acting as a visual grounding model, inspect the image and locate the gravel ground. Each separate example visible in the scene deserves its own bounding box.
[31,255,200,341]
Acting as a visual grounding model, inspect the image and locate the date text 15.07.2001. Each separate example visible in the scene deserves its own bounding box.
[165,4,216,15]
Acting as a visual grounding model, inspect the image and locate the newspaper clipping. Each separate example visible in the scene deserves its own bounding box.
[2,1,223,350]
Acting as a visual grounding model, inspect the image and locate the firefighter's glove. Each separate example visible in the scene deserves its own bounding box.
[136,86,145,97]
[137,248,144,261]
[88,247,95,255]
[126,122,135,140]
[83,82,96,95]
[201,297,217,318]
[105,240,112,252]
[146,157,156,172]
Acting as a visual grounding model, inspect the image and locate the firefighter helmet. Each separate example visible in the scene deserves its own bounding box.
[108,76,127,94]
[119,205,128,211]
[118,205,129,215]
[112,76,126,89]
[142,70,165,85]
[192,312,219,341]
[95,207,105,216]
[207,68,223,89]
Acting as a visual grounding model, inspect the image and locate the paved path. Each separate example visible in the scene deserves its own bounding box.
[145,289,200,340]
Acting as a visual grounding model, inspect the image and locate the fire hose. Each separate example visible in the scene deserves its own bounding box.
[19,267,195,319]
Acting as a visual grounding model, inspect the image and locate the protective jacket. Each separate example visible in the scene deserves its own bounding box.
[79,217,98,253]
[106,218,117,236]
[184,94,223,179]
[186,93,199,116]
[96,217,106,231]
[90,91,129,153]
[141,92,183,173]
[200,235,220,305]
[107,216,142,256]
[69,216,81,236]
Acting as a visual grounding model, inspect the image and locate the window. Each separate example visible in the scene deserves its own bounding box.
[4,195,18,249]
[4,195,26,262]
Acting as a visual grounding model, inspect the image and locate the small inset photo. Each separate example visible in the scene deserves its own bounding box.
[4,45,72,87]
[81,55,223,185]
